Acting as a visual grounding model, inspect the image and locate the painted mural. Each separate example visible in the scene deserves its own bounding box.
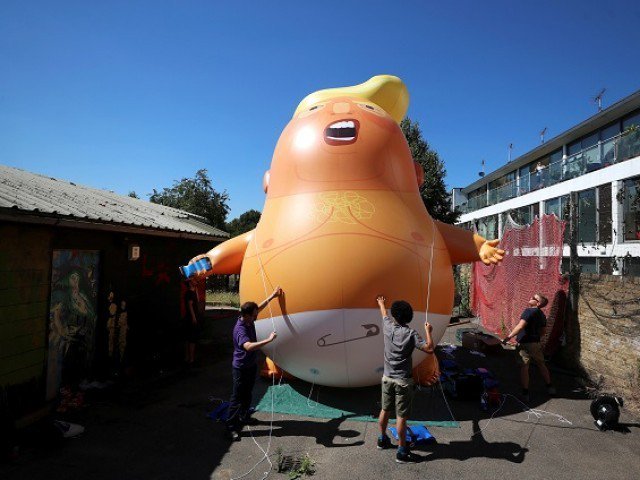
[46,250,99,400]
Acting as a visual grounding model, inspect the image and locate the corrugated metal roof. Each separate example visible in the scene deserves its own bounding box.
[0,164,229,239]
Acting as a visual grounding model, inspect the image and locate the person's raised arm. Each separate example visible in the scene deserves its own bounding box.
[418,322,435,354]
[257,286,283,313]
[376,296,387,319]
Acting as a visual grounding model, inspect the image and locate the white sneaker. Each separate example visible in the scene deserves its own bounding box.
[53,420,85,438]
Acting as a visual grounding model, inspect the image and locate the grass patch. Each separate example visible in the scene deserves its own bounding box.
[206,290,240,308]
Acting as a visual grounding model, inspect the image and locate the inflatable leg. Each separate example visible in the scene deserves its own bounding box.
[260,356,295,380]
[413,355,440,386]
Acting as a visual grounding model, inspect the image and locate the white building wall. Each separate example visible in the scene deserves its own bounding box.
[458,156,640,273]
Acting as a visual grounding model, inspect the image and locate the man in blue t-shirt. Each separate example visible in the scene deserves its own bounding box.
[225,286,282,440]
[502,293,555,402]
[375,295,434,464]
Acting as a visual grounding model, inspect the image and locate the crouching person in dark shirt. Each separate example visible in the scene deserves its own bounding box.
[375,295,434,464]
[502,293,555,402]
[225,286,282,441]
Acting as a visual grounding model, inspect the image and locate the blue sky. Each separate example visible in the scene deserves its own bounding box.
[2,0,640,219]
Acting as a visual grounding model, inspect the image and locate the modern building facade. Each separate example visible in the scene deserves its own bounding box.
[453,90,640,276]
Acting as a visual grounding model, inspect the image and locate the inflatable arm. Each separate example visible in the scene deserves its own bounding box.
[435,221,504,265]
[199,230,254,275]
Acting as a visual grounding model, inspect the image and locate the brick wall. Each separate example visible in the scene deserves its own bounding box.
[578,273,640,410]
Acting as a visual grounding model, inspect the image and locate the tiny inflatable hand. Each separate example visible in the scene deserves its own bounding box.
[479,239,505,265]
[268,331,277,342]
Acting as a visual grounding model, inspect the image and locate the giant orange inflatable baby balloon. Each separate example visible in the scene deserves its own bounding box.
[190,75,504,387]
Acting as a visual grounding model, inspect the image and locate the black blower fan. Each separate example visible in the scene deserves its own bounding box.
[590,394,623,431]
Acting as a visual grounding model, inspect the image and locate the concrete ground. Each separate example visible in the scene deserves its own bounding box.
[2,319,639,480]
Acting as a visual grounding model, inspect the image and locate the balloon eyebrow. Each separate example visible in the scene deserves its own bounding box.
[310,105,319,111]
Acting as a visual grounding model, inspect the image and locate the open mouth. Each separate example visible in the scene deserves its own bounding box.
[324,119,359,145]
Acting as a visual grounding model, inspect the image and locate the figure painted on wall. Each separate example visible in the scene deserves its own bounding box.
[107,291,117,357]
[117,300,129,361]
[46,250,99,400]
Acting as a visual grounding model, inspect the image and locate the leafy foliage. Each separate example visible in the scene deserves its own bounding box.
[225,209,261,237]
[401,118,460,224]
[149,169,230,229]
[128,191,139,199]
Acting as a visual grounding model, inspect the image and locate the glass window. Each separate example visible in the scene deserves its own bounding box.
[469,187,485,198]
[519,165,530,194]
[568,140,582,156]
[578,189,597,242]
[550,149,563,163]
[623,256,640,276]
[618,121,640,162]
[547,150,563,185]
[583,132,601,172]
[578,257,597,273]
[601,123,619,166]
[598,184,612,243]
[622,176,640,241]
[622,110,640,130]
[582,132,599,149]
[545,197,561,218]
[489,176,506,189]
[510,205,531,226]
[477,215,498,239]
[601,122,620,141]
[598,258,614,275]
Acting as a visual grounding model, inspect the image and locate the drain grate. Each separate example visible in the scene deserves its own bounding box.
[277,455,303,473]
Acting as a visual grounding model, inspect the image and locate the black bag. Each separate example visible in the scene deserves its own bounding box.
[453,374,484,400]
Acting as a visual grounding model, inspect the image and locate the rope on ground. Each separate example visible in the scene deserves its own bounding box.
[471,394,572,438]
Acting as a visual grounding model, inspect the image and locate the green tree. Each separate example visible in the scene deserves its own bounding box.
[226,209,262,237]
[128,191,139,199]
[401,118,460,224]
[150,169,230,229]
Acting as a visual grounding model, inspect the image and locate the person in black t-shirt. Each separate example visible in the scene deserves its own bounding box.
[183,279,202,367]
[502,293,555,402]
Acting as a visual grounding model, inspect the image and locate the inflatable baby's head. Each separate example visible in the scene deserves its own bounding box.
[264,75,424,198]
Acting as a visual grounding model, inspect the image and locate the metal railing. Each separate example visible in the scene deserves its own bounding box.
[456,128,640,214]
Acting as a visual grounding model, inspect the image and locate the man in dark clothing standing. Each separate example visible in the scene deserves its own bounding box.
[225,286,282,441]
[375,295,434,464]
[502,293,555,402]
[183,279,201,367]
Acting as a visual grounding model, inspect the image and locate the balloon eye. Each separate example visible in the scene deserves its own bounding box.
[310,106,319,111]
[365,105,375,110]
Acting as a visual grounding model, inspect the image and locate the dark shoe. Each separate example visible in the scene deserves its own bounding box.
[395,449,418,464]
[377,435,392,450]
[225,429,241,441]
